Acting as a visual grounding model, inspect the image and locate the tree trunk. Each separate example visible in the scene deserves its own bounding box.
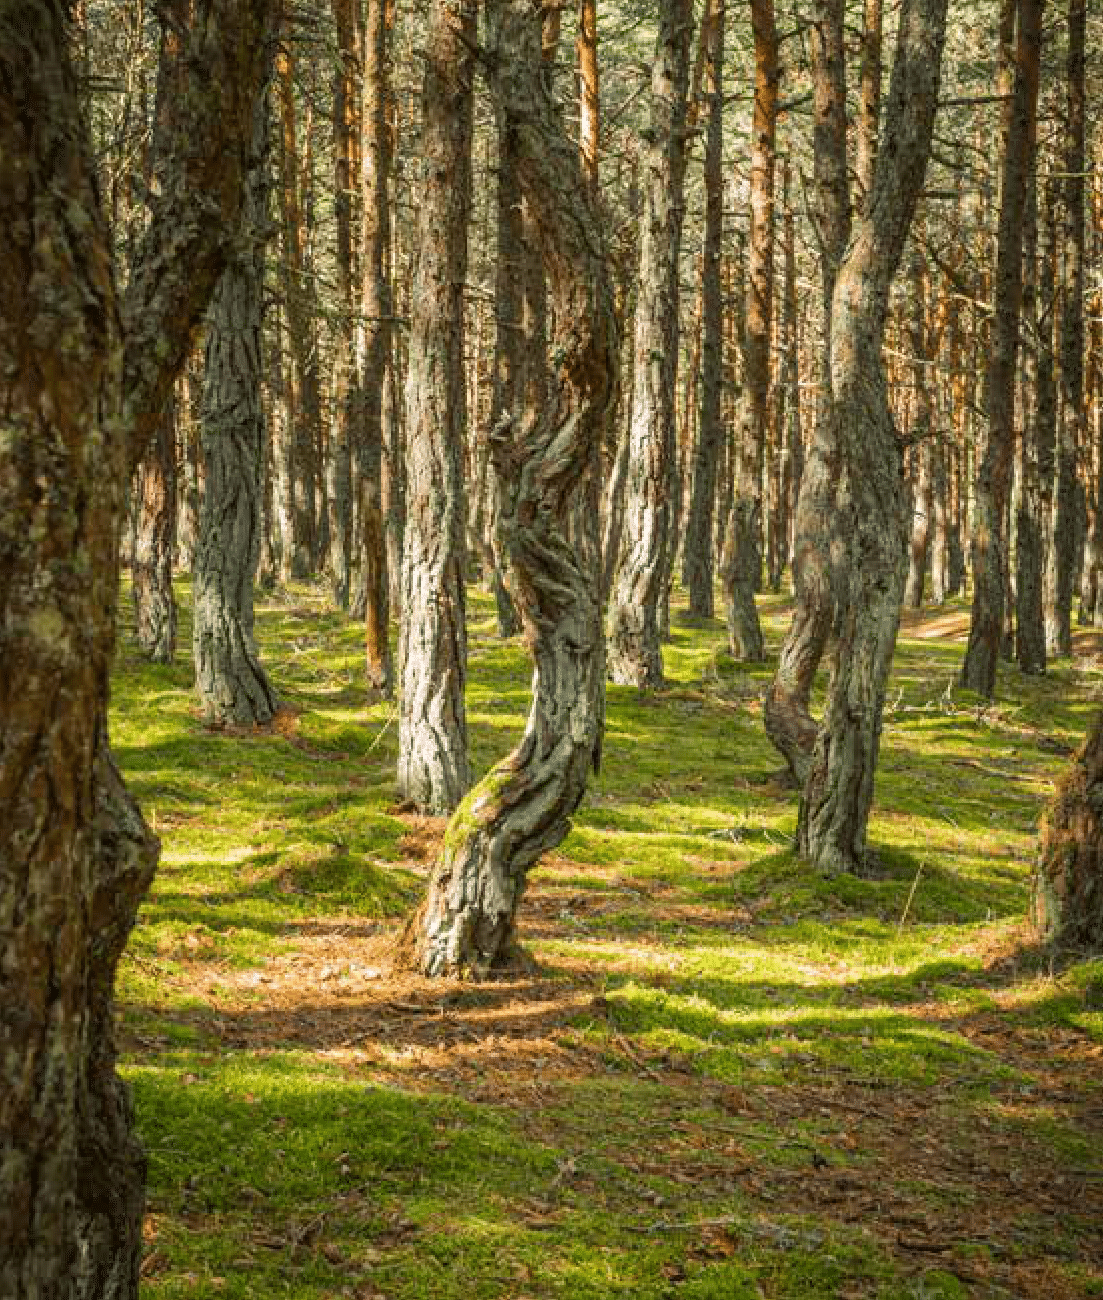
[1033,705,1103,950]
[193,91,278,728]
[1016,177,1051,674]
[359,0,395,695]
[682,0,725,620]
[722,0,777,662]
[763,0,850,782]
[1045,0,1085,658]
[961,0,1043,696]
[397,0,475,812]
[400,0,618,977]
[0,3,273,1294]
[903,247,933,609]
[133,396,178,661]
[608,0,692,687]
[798,0,949,874]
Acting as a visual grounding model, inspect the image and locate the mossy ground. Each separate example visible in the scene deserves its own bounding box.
[114,580,1103,1299]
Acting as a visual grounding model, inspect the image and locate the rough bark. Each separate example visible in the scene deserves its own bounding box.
[798,0,949,874]
[1033,705,1103,950]
[359,0,395,694]
[397,0,475,812]
[961,0,1043,696]
[577,0,599,190]
[682,0,725,620]
[133,396,178,662]
[1016,178,1051,674]
[0,3,272,1295]
[1045,0,1085,658]
[722,0,777,662]
[855,0,882,216]
[193,91,278,729]
[763,0,850,782]
[400,0,618,978]
[607,0,692,687]
[903,248,933,609]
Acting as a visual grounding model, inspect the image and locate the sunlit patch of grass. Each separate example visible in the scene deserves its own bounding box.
[111,577,1103,1298]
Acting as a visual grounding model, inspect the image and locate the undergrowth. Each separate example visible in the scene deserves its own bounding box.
[113,580,1103,1300]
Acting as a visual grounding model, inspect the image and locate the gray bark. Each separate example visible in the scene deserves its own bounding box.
[193,91,278,728]
[401,0,618,977]
[133,396,178,661]
[607,0,692,687]
[799,0,949,874]
[397,0,476,812]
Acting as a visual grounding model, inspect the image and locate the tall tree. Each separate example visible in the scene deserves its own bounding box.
[608,0,693,687]
[400,0,618,977]
[798,0,949,874]
[722,0,778,661]
[682,0,726,620]
[397,0,476,812]
[193,85,279,728]
[763,0,850,781]
[0,1,274,1292]
[961,0,1044,696]
[358,0,396,695]
[1045,0,1085,657]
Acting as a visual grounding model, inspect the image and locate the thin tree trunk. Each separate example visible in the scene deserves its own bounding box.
[399,0,618,977]
[961,0,1043,696]
[1046,0,1085,658]
[359,0,395,694]
[722,0,778,662]
[608,0,692,687]
[682,0,725,620]
[397,0,475,812]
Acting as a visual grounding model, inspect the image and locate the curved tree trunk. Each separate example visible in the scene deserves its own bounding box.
[1033,705,1103,950]
[400,0,618,977]
[763,0,850,783]
[798,0,949,874]
[722,0,778,662]
[133,396,178,662]
[607,0,692,687]
[397,0,475,812]
[193,93,278,728]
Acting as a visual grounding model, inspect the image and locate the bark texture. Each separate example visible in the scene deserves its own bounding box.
[193,91,278,728]
[401,0,618,977]
[1,2,273,1294]
[133,397,178,662]
[682,0,725,620]
[722,0,777,662]
[961,0,1043,696]
[798,0,949,874]
[607,0,692,687]
[397,0,476,812]
[1033,707,1103,950]
[763,0,850,782]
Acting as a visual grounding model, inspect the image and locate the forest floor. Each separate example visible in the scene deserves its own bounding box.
[114,581,1103,1300]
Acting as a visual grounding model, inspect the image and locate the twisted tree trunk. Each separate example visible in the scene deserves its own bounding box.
[400,0,618,977]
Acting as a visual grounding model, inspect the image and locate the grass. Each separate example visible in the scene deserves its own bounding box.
[113,578,1103,1299]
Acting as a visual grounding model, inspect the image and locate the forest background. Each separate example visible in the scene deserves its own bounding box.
[1,0,1103,1296]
